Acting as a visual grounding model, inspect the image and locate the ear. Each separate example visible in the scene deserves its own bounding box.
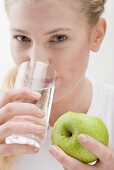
[90,18,106,52]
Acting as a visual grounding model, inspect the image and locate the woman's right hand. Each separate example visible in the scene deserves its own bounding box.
[0,87,45,156]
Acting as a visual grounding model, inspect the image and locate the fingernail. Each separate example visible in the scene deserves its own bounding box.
[78,134,88,144]
[32,91,41,98]
[49,145,58,155]
[34,146,39,152]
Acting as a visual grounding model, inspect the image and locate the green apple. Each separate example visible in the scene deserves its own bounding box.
[51,112,109,163]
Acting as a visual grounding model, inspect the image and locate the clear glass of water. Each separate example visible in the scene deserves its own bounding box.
[5,61,55,148]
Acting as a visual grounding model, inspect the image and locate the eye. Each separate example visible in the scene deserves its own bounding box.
[49,34,68,43]
[14,35,31,43]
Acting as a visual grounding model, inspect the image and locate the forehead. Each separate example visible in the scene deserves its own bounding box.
[8,0,81,17]
[8,0,87,32]
[8,0,79,7]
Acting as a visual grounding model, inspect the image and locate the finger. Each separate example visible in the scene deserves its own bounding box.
[0,102,44,124]
[0,87,41,108]
[0,121,46,143]
[78,134,112,162]
[0,144,39,156]
[10,116,45,126]
[8,116,46,142]
[63,168,68,170]
[49,145,91,170]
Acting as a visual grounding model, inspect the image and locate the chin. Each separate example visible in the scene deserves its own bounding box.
[53,90,61,103]
[53,86,70,103]
[53,77,73,103]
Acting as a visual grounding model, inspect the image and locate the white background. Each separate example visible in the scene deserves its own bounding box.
[0,0,114,87]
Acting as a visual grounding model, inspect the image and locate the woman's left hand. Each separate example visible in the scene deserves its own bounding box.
[49,134,114,170]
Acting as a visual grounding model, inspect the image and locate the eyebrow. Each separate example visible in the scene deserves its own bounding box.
[44,28,72,35]
[11,28,72,36]
[11,29,30,36]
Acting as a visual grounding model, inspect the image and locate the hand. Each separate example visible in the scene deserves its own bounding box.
[49,134,114,170]
[0,87,46,156]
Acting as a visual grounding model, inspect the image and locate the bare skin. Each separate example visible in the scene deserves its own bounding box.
[2,0,114,170]
[0,87,46,155]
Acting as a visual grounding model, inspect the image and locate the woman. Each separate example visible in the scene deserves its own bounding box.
[0,0,114,169]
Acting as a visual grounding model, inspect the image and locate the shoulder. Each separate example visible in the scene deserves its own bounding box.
[87,78,114,117]
[88,78,114,146]
[91,78,114,100]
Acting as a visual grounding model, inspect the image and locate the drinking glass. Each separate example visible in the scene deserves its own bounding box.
[5,61,55,148]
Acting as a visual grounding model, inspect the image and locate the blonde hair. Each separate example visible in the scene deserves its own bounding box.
[0,157,16,170]
[0,67,18,170]
[80,0,106,25]
[1,67,18,91]
[2,0,106,169]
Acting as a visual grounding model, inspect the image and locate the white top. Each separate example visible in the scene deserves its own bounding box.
[12,79,114,170]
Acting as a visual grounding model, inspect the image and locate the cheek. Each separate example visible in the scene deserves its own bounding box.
[53,43,90,81]
[10,41,20,65]
[10,42,27,66]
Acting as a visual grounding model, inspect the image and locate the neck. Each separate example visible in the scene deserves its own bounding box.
[49,78,92,126]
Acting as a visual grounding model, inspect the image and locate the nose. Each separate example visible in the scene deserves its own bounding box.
[29,45,50,64]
